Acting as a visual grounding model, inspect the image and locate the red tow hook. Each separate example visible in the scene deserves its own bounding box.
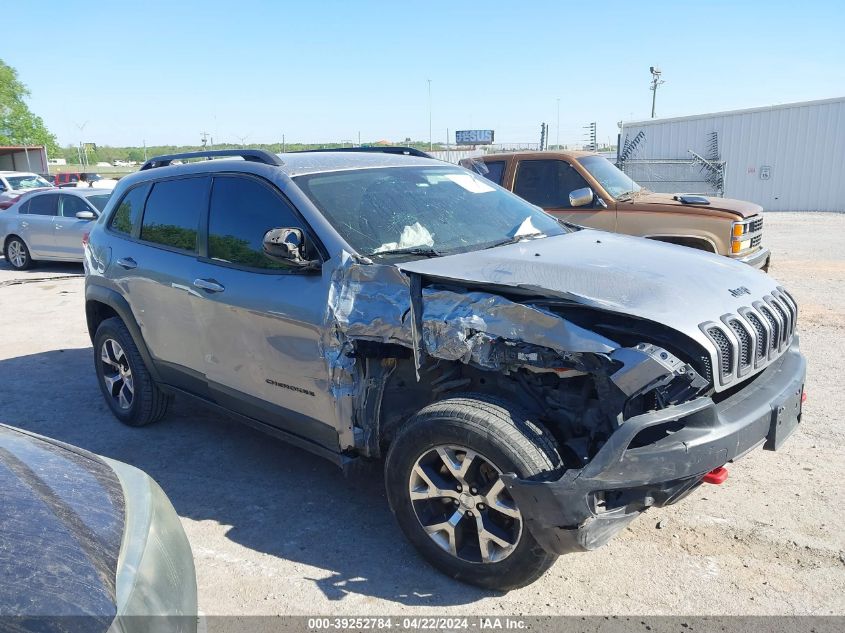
[702,466,729,485]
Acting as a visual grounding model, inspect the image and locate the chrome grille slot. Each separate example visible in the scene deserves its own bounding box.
[707,326,733,378]
[743,311,768,362]
[757,304,781,352]
[767,297,790,348]
[728,319,752,371]
[749,217,763,233]
[751,235,762,248]
[701,289,797,388]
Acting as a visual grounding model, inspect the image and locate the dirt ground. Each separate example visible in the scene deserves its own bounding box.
[1,212,843,617]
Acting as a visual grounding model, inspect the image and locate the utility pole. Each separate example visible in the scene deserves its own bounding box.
[556,98,560,150]
[583,122,597,151]
[74,121,88,167]
[143,139,147,161]
[649,66,664,118]
[427,79,432,151]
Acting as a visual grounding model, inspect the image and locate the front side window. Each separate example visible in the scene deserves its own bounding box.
[294,166,566,257]
[109,185,148,235]
[60,195,92,217]
[26,194,59,216]
[207,176,305,270]
[140,178,207,252]
[513,160,590,209]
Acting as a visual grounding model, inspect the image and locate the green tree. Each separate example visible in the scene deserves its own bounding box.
[0,59,59,155]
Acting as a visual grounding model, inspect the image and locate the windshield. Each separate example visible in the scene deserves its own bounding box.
[577,156,641,199]
[85,193,111,211]
[5,174,52,190]
[294,166,566,256]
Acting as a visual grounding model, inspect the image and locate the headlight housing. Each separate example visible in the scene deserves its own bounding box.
[104,458,197,633]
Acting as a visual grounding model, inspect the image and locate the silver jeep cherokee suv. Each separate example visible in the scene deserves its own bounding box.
[84,148,806,590]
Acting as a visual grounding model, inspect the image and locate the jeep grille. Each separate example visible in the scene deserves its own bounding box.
[700,286,797,387]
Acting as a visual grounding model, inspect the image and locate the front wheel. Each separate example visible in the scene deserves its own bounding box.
[94,317,171,427]
[385,394,562,590]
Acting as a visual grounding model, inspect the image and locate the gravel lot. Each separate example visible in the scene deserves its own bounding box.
[1,212,843,617]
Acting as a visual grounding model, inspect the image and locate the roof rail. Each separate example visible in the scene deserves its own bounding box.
[139,149,284,171]
[293,146,434,159]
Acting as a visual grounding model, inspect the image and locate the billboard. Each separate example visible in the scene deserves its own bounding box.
[455,129,494,145]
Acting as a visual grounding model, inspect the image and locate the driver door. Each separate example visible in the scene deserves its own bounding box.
[191,174,339,449]
[512,158,616,231]
[54,195,97,258]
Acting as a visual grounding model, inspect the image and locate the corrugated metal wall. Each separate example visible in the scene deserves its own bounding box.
[620,97,845,211]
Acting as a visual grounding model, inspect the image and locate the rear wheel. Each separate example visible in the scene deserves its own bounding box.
[94,317,171,426]
[4,236,33,270]
[385,394,562,590]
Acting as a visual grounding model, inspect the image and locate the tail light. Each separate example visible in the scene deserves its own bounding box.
[82,231,90,247]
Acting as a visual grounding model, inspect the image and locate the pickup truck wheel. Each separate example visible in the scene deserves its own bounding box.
[385,394,562,590]
[94,317,171,427]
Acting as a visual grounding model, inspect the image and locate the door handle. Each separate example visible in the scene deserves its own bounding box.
[193,278,225,293]
[116,257,137,270]
[20,221,28,228]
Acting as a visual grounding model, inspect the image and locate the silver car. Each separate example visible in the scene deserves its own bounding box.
[1,188,111,270]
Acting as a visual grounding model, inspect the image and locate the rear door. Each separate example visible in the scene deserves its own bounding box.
[20,193,61,256]
[54,195,97,258]
[191,174,338,449]
[512,158,616,231]
[107,177,211,395]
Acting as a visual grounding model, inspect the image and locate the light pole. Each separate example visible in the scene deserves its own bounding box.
[649,66,664,118]
[427,79,432,151]
[74,121,88,167]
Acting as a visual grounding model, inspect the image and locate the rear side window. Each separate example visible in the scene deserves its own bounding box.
[140,178,207,252]
[110,185,148,235]
[513,160,589,208]
[480,161,506,185]
[26,194,59,216]
[207,176,305,270]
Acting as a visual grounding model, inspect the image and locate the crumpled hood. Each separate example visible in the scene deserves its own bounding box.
[398,229,783,361]
[627,191,762,218]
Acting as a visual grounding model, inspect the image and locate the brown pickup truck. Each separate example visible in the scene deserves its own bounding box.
[461,151,770,270]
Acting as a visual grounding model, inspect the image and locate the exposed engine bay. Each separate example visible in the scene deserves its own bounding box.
[323,252,712,465]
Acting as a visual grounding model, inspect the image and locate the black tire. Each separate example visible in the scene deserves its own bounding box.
[385,393,562,590]
[93,317,171,427]
[4,236,33,270]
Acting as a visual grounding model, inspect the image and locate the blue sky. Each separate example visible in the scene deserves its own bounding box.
[5,0,844,148]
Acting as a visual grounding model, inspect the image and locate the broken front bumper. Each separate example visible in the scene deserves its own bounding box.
[501,338,805,555]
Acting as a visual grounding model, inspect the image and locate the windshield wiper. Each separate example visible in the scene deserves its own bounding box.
[483,232,545,250]
[372,246,443,258]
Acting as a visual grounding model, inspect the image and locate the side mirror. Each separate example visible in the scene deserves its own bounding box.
[262,227,319,268]
[569,187,595,208]
[76,210,96,220]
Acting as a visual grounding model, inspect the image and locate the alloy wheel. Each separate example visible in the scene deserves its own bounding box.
[100,339,134,410]
[7,240,26,268]
[409,445,523,563]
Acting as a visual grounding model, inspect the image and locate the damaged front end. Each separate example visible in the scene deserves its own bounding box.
[322,253,760,553]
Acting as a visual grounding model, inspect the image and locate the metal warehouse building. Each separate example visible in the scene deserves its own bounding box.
[618,96,845,212]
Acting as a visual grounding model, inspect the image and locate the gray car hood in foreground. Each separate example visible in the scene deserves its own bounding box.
[399,229,782,374]
[0,424,123,630]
